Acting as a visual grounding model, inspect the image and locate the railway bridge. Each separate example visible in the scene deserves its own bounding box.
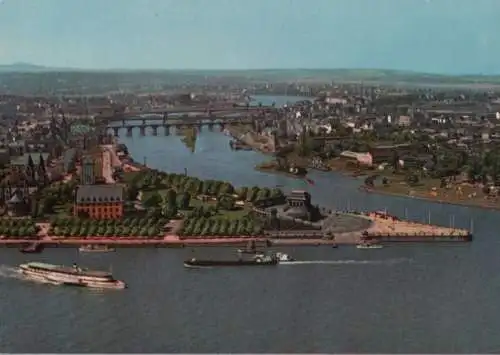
[105,117,254,137]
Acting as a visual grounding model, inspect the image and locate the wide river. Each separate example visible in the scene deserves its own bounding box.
[1,95,499,353]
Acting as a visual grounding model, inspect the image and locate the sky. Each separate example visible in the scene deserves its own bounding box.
[0,0,499,74]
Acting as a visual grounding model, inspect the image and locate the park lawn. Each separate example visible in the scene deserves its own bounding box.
[372,175,500,206]
[183,197,251,220]
[140,188,252,219]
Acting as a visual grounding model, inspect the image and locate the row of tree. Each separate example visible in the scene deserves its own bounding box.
[0,218,38,228]
[129,170,284,204]
[48,224,164,238]
[0,218,39,237]
[178,217,262,237]
[51,216,168,229]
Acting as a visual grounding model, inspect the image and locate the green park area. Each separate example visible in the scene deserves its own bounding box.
[124,169,285,237]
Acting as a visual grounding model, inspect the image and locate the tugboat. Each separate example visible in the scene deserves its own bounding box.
[19,243,44,254]
[274,252,295,263]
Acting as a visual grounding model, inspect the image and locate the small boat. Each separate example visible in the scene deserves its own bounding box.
[19,243,44,254]
[237,248,265,255]
[19,262,126,289]
[274,252,295,263]
[237,240,263,254]
[356,242,384,250]
[79,245,116,253]
[184,254,278,268]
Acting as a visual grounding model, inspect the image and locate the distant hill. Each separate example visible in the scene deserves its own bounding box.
[1,63,500,86]
[0,62,54,72]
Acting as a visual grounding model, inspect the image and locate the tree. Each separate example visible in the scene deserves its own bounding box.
[236,187,249,200]
[41,195,58,214]
[143,193,162,209]
[177,192,191,210]
[127,186,139,201]
[164,189,177,209]
[219,182,235,196]
[217,194,235,211]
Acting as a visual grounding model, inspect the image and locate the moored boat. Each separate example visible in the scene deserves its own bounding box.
[19,262,126,289]
[356,242,384,250]
[79,245,116,253]
[19,243,44,254]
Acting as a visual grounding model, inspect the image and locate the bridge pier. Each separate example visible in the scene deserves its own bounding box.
[112,127,120,137]
[163,125,170,135]
[151,125,158,136]
[140,126,146,136]
[126,127,133,137]
[162,113,168,125]
[122,119,126,126]
[142,119,146,125]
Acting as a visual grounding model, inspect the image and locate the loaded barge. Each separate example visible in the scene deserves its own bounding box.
[184,252,294,268]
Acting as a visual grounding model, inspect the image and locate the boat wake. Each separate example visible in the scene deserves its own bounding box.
[281,258,413,266]
[0,265,25,280]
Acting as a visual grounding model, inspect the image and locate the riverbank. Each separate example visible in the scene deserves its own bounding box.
[361,185,500,211]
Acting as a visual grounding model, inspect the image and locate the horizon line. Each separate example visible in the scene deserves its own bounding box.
[1,63,500,77]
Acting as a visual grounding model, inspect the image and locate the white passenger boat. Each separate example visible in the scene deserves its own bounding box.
[19,262,126,289]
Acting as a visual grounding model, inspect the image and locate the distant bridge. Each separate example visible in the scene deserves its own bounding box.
[97,105,277,123]
[105,117,254,137]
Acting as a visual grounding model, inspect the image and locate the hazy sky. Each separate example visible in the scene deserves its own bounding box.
[0,0,499,74]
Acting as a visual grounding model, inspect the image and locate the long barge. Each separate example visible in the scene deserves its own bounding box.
[184,258,278,268]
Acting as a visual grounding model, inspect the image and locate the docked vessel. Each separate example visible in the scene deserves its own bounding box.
[356,242,384,250]
[19,243,44,254]
[79,245,116,253]
[19,262,126,289]
[237,240,264,255]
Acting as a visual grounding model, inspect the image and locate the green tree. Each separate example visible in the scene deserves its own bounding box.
[217,194,235,210]
[177,192,191,210]
[143,193,162,209]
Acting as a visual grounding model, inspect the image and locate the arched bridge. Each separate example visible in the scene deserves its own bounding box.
[97,105,277,124]
[105,117,254,137]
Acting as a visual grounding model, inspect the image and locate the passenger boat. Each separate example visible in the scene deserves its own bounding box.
[79,245,116,253]
[19,243,44,254]
[19,262,126,289]
[356,242,384,250]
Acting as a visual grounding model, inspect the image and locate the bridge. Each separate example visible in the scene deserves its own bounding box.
[97,105,277,123]
[105,117,254,137]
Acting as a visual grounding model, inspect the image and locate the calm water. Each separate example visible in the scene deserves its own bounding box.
[1,96,500,353]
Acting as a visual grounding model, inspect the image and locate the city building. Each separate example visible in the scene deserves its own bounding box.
[74,185,124,220]
[80,151,104,185]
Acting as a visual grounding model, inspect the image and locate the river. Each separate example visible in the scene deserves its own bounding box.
[0,96,499,353]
